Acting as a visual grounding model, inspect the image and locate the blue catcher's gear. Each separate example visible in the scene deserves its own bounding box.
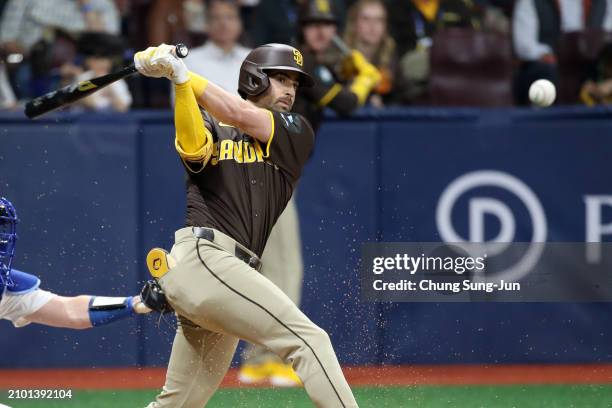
[5,269,40,294]
[88,296,136,327]
[0,197,18,291]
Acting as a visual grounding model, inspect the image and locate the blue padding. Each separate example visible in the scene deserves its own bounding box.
[88,296,135,327]
[0,116,142,368]
[6,269,40,295]
[1,108,612,368]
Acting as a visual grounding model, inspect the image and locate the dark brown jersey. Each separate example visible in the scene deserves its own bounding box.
[183,110,314,257]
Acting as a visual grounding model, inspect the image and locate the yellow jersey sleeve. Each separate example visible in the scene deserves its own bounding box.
[174,80,213,171]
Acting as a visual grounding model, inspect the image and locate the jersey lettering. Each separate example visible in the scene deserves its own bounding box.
[187,111,314,256]
[243,142,257,163]
[209,140,266,166]
[234,140,243,163]
[219,140,234,161]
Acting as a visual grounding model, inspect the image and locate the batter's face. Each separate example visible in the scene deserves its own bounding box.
[253,72,299,112]
[303,22,337,53]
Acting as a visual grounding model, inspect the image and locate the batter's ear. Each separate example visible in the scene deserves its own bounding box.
[239,60,270,97]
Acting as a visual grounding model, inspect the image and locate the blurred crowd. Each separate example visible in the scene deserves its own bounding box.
[1,0,612,112]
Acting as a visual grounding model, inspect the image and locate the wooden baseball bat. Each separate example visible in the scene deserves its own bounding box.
[25,43,189,119]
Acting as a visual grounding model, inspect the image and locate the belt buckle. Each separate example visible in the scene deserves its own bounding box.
[192,227,214,241]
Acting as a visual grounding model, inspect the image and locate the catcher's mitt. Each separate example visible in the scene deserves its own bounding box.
[140,280,172,313]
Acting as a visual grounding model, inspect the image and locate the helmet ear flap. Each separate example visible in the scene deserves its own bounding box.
[238,60,270,98]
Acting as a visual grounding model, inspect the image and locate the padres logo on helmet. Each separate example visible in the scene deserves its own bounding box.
[293,49,303,67]
[238,43,314,98]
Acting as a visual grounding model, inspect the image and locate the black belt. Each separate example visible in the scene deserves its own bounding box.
[192,227,262,271]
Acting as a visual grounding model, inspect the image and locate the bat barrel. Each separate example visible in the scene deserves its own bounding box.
[24,99,50,119]
[25,43,188,119]
[24,66,138,119]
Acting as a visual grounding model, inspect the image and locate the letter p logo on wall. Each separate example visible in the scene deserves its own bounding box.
[435,170,547,282]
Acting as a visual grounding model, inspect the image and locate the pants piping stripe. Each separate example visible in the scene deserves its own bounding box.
[195,240,347,408]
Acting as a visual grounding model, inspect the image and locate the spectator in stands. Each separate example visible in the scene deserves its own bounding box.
[387,0,481,61]
[0,60,16,110]
[0,0,120,97]
[60,33,132,112]
[0,0,119,50]
[474,0,512,33]
[143,0,207,108]
[0,0,7,19]
[387,0,481,104]
[343,0,396,107]
[513,0,612,105]
[581,43,612,105]
[0,0,119,60]
[147,0,206,46]
[475,0,513,15]
[294,0,381,132]
[184,0,250,95]
[247,0,300,46]
[236,0,259,45]
[248,0,346,46]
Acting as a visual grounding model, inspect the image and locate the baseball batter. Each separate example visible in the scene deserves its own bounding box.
[239,0,384,386]
[0,197,151,329]
[134,43,358,407]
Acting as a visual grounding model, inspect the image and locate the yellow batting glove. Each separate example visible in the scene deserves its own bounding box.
[134,44,173,79]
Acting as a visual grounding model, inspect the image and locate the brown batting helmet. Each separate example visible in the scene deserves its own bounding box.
[298,0,337,25]
[238,43,314,98]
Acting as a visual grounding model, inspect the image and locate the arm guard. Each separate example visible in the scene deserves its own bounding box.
[88,296,135,327]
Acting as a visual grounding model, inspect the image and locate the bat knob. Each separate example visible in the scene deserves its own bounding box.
[175,43,189,59]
